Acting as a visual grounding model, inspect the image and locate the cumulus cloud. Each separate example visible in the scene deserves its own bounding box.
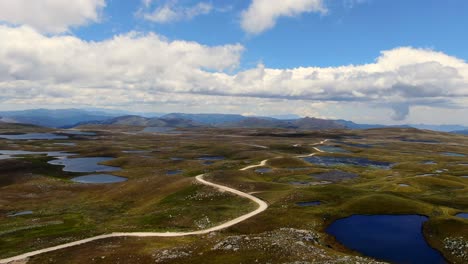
[0,0,105,34]
[140,1,213,23]
[241,0,327,34]
[0,25,467,122]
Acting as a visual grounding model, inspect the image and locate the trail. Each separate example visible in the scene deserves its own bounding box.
[0,139,328,264]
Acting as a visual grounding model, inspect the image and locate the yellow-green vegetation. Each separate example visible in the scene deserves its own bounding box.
[0,125,467,263]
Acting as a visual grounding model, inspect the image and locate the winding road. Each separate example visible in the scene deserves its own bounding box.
[0,139,328,264]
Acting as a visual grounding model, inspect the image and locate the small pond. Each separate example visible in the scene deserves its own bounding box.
[441,152,466,157]
[166,170,183,175]
[0,150,73,159]
[60,130,96,136]
[326,215,446,264]
[304,156,392,169]
[398,184,410,187]
[296,201,321,207]
[317,146,350,153]
[7,211,33,217]
[422,160,437,165]
[48,157,120,173]
[71,174,127,184]
[310,170,358,182]
[0,133,68,140]
[142,127,175,133]
[170,157,185,161]
[197,156,225,161]
[255,168,272,173]
[54,143,77,146]
[456,213,468,219]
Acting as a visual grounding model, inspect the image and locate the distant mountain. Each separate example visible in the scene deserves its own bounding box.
[161,113,247,125]
[222,117,345,130]
[0,109,119,128]
[77,115,202,128]
[451,130,468,135]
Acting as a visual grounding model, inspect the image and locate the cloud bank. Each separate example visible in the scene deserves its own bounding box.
[0,0,105,34]
[0,25,467,121]
[241,0,327,34]
[140,1,213,23]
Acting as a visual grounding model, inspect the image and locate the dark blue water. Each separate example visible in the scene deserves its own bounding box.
[296,201,321,207]
[7,210,33,217]
[71,174,127,183]
[0,133,68,140]
[60,130,96,136]
[456,213,468,219]
[310,170,358,182]
[0,150,74,159]
[48,157,120,173]
[317,146,350,153]
[326,215,446,264]
[441,152,465,157]
[255,168,272,173]
[304,156,392,169]
[166,170,182,175]
[197,156,225,161]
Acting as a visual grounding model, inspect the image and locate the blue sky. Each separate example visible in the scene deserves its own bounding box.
[0,0,467,124]
[73,0,468,68]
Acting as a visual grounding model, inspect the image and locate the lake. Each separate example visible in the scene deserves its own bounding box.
[456,213,468,219]
[304,156,392,169]
[48,157,120,173]
[0,133,68,140]
[7,210,33,217]
[441,152,466,157]
[166,170,183,175]
[255,168,272,173]
[296,201,321,207]
[71,174,127,184]
[326,215,446,264]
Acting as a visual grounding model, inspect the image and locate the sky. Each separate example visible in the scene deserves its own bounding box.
[0,0,467,125]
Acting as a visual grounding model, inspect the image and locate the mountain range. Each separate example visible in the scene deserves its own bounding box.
[1,108,467,133]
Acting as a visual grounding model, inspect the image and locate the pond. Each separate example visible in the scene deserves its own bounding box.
[0,133,69,140]
[197,156,225,161]
[71,174,127,184]
[456,213,468,219]
[296,201,321,207]
[255,168,272,173]
[422,160,437,165]
[54,143,77,146]
[166,170,182,175]
[48,157,120,173]
[0,150,73,159]
[310,170,358,182]
[317,146,350,153]
[326,215,446,264]
[441,152,466,157]
[142,127,175,133]
[7,210,33,217]
[60,130,96,136]
[304,156,392,169]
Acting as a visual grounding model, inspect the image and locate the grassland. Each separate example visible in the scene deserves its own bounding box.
[0,126,467,263]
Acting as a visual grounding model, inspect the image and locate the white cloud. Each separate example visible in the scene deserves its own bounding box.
[241,0,327,34]
[141,1,213,23]
[0,0,106,34]
[0,25,467,123]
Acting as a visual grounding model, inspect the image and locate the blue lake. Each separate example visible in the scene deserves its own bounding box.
[296,201,321,207]
[255,168,272,173]
[304,156,392,169]
[326,215,446,264]
[456,213,468,219]
[48,157,120,173]
[0,133,68,140]
[71,174,127,184]
[7,210,33,217]
[166,170,182,175]
[441,152,466,157]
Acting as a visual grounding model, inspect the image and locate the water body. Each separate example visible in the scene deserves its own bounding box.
[422,160,437,165]
[317,146,350,153]
[0,133,68,140]
[48,157,120,173]
[170,157,185,161]
[399,184,410,187]
[441,152,466,157]
[304,156,392,169]
[7,211,33,217]
[0,150,73,159]
[60,130,96,136]
[197,156,225,161]
[54,143,77,146]
[326,215,446,264]
[296,201,321,207]
[456,213,468,219]
[166,170,182,175]
[255,168,272,173]
[71,174,127,184]
[310,170,358,182]
[142,127,175,133]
